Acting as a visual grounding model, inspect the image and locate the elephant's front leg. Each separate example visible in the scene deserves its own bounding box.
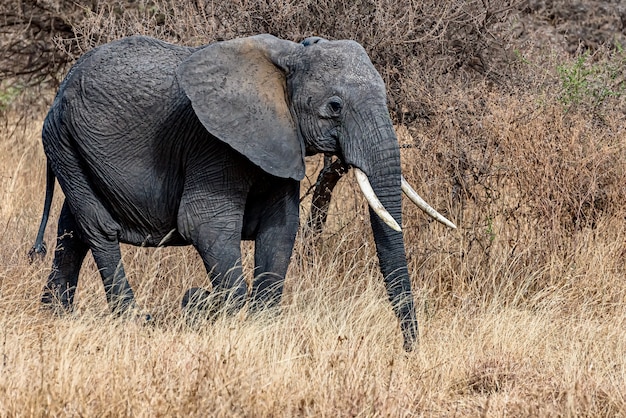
[248,179,300,313]
[189,218,248,317]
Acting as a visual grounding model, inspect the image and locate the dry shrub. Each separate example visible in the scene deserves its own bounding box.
[524,0,626,53]
[1,0,523,113]
[1,1,626,416]
[397,85,626,314]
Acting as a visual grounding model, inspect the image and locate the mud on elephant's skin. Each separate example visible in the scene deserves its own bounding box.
[29,34,455,351]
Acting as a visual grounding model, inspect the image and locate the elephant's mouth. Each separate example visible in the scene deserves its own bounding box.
[305,131,342,157]
[352,167,457,232]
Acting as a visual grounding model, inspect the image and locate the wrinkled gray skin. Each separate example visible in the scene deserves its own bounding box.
[31,34,418,351]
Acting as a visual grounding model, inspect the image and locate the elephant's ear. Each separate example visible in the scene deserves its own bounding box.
[176,35,305,180]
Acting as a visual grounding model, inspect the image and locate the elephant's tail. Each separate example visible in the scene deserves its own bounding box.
[28,160,56,263]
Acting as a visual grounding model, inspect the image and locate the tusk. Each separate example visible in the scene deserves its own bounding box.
[354,168,402,232]
[401,176,457,229]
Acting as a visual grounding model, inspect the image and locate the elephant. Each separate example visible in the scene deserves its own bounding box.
[29,34,456,351]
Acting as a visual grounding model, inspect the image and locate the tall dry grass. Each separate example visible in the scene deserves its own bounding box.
[1,94,625,416]
[1,0,626,416]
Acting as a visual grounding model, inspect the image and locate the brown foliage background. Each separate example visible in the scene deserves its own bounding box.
[0,1,625,415]
[2,0,625,322]
[1,0,625,321]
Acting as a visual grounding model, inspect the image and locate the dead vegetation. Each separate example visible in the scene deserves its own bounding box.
[1,0,626,416]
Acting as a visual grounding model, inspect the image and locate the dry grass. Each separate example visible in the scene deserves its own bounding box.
[1,91,626,416]
[2,0,626,416]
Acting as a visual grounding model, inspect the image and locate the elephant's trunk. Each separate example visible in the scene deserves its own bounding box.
[365,157,418,352]
[342,110,419,351]
[354,168,401,232]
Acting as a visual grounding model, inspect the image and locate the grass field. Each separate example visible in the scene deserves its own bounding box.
[1,92,625,416]
[1,1,626,415]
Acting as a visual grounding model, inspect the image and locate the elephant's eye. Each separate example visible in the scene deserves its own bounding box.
[318,96,344,119]
[326,96,343,116]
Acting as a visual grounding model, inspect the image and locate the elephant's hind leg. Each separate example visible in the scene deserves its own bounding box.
[42,200,89,312]
[90,241,139,315]
[43,123,143,318]
[41,201,139,317]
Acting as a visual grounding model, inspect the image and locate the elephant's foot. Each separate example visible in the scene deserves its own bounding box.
[182,287,212,310]
[41,284,74,315]
[247,302,282,325]
[116,304,153,325]
[181,287,215,326]
[108,296,152,325]
[248,297,282,318]
[182,286,251,327]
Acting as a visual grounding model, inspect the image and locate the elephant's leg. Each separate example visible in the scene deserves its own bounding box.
[186,219,248,318]
[178,148,251,318]
[89,240,138,315]
[249,179,300,312]
[42,125,141,316]
[201,233,247,316]
[51,167,138,316]
[41,200,89,312]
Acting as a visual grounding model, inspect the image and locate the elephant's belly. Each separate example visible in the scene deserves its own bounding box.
[89,162,187,247]
[95,183,188,247]
[118,226,189,247]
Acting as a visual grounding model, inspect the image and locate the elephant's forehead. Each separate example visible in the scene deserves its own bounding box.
[308,41,382,87]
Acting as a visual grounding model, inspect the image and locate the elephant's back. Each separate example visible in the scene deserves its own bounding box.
[44,36,199,241]
[60,36,193,119]
[53,35,195,178]
[53,36,195,161]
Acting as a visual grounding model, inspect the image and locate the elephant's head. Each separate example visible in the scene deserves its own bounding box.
[177,34,455,351]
